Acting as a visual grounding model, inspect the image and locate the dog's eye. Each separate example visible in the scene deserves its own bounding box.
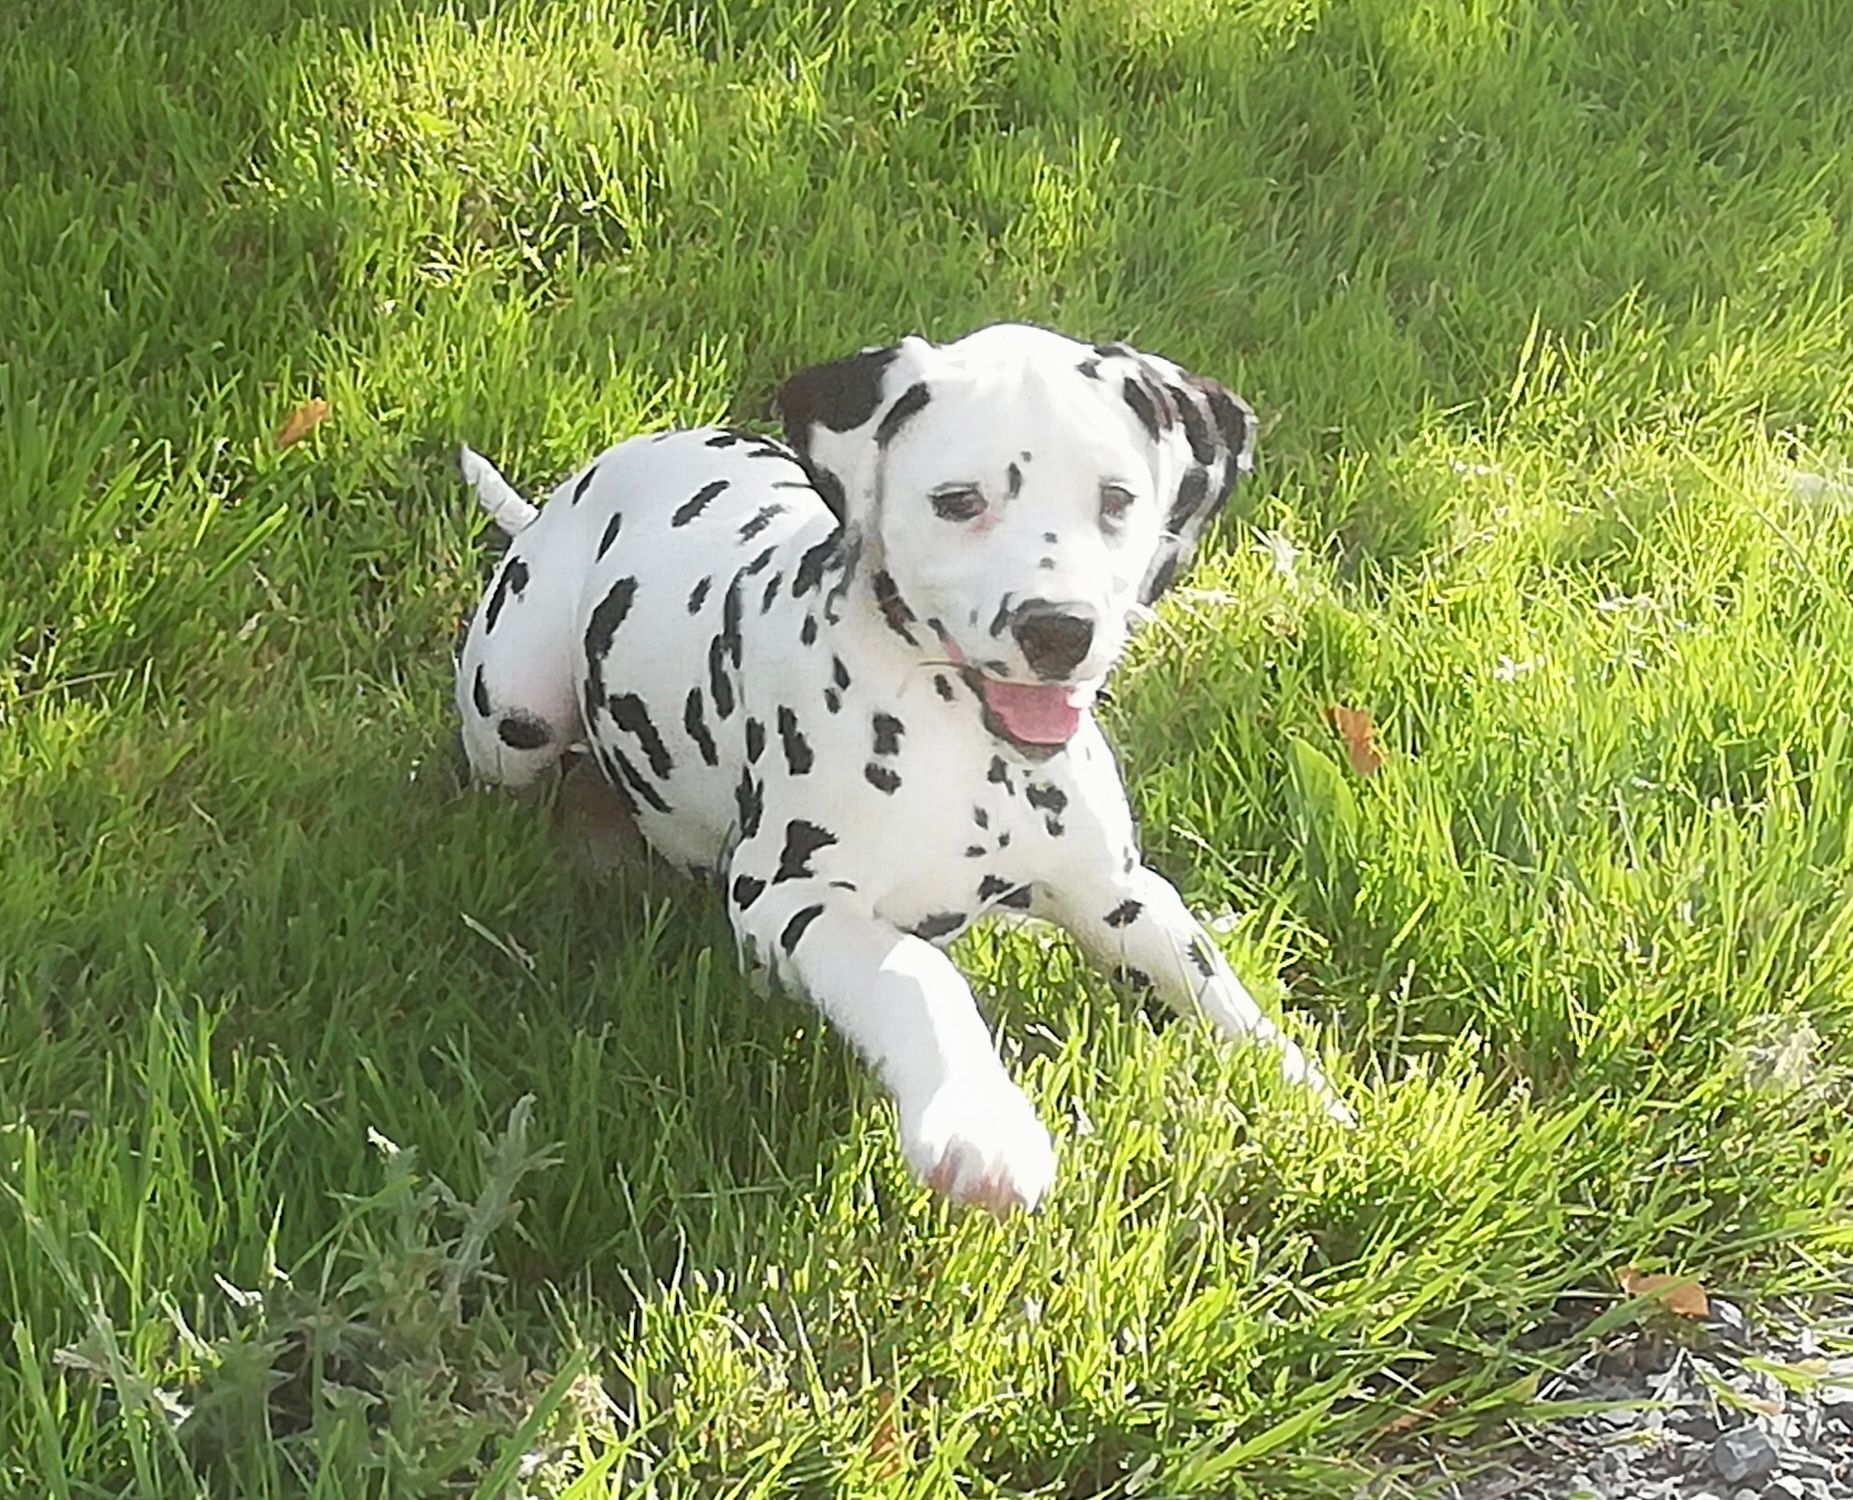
[1099,484,1136,527]
[930,485,987,522]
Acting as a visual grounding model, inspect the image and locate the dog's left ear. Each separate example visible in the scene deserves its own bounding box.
[1089,343,1257,605]
[775,337,935,525]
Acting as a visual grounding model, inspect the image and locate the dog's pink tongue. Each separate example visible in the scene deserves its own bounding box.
[981,680,1085,744]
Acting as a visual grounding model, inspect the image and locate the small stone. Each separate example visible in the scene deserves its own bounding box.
[1710,1300,1753,1345]
[1674,1408,1723,1441]
[1712,1427,1781,1485]
[1761,1477,1807,1500]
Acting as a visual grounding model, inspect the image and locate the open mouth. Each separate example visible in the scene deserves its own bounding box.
[973,677,1090,746]
[936,637,1093,748]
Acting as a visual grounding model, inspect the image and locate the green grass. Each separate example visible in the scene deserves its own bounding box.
[3,0,1852,1493]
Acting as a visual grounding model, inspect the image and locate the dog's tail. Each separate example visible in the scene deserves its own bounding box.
[459,444,539,535]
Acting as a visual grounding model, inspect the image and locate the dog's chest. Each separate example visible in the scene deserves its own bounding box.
[731,645,1091,941]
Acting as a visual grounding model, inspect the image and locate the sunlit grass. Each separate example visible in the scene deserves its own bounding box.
[2,0,1850,1494]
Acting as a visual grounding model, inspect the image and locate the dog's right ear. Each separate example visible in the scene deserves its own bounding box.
[775,338,933,523]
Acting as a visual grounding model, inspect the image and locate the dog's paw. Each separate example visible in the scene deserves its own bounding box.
[900,1077,1056,1215]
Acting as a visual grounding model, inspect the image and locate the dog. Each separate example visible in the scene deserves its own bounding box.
[454,323,1351,1213]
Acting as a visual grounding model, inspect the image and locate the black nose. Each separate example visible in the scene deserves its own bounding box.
[1011,602,1096,679]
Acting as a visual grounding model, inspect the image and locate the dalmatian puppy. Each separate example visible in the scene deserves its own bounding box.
[454,323,1351,1214]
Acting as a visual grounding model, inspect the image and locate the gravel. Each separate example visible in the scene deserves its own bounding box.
[1413,1296,1853,1500]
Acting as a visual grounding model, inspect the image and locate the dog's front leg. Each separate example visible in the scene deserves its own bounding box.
[1044,865,1355,1126]
[730,884,1056,1213]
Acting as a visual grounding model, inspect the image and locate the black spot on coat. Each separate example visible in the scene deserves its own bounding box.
[688,575,712,614]
[776,819,837,882]
[596,509,624,559]
[1104,899,1142,928]
[720,576,744,668]
[572,463,600,502]
[497,714,550,749]
[471,664,491,717]
[864,762,900,794]
[610,693,673,778]
[781,903,825,954]
[684,688,718,765]
[778,706,813,774]
[609,744,670,813]
[732,873,765,909]
[592,746,639,815]
[738,503,784,543]
[871,712,904,755]
[792,535,838,597]
[583,577,638,706]
[910,911,965,942]
[1113,965,1155,995]
[484,555,530,632]
[745,717,766,763]
[734,768,763,837]
[708,634,734,718]
[871,570,916,641]
[1025,782,1068,815]
[672,479,730,527]
[1188,937,1217,977]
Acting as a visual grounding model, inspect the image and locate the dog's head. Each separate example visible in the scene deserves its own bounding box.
[776,323,1255,750]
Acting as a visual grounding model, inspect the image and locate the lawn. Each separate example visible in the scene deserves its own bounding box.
[3,0,1852,1494]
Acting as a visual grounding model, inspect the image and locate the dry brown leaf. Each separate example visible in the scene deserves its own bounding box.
[275,398,329,448]
[1618,1266,1710,1319]
[1328,704,1385,776]
[1379,1390,1456,1435]
[869,1391,904,1481]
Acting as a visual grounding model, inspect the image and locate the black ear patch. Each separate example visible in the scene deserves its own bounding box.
[775,345,902,520]
[1198,379,1252,462]
[1114,352,1257,607]
[776,346,899,435]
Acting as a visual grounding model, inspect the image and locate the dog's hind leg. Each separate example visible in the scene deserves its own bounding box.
[454,449,579,789]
